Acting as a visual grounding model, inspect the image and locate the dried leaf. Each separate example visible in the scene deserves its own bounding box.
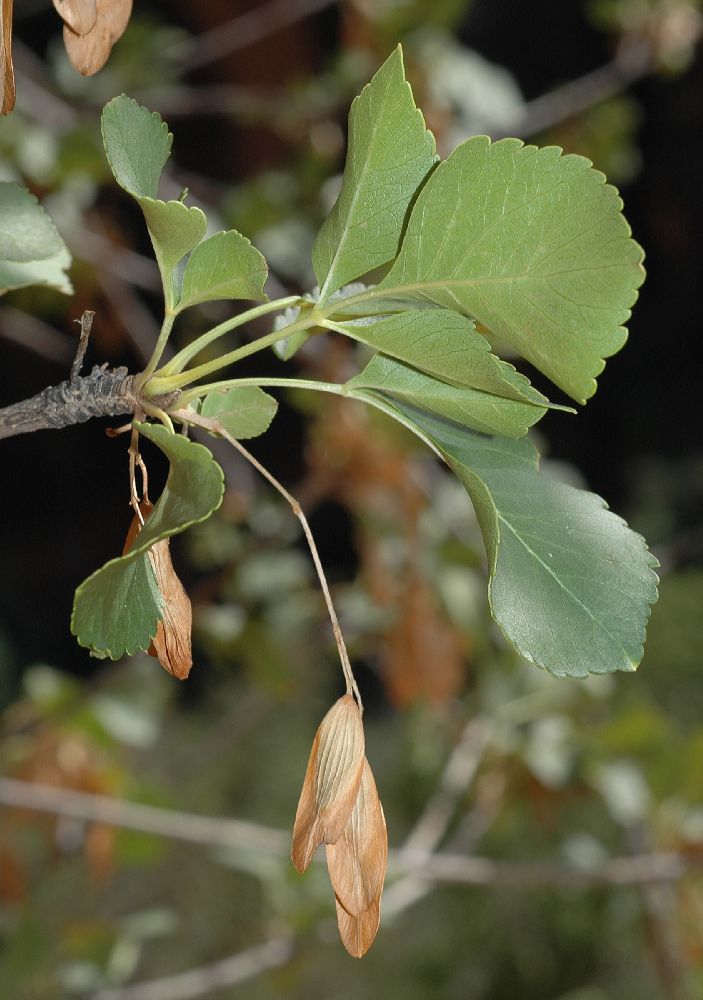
[53,0,97,36]
[63,0,131,76]
[0,844,27,903]
[1,0,15,115]
[123,501,193,680]
[326,759,387,917]
[334,895,381,959]
[380,575,465,707]
[84,822,115,881]
[291,695,365,872]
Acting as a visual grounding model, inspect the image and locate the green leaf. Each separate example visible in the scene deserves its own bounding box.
[178,230,268,310]
[101,95,172,200]
[71,423,224,659]
[379,136,645,403]
[273,305,311,361]
[0,183,72,295]
[348,356,546,438]
[139,198,207,309]
[337,309,548,403]
[0,247,73,296]
[383,402,658,677]
[200,386,278,439]
[313,46,436,305]
[0,183,67,263]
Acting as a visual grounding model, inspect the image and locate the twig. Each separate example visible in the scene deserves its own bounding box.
[90,936,294,1000]
[130,83,281,119]
[70,309,95,380]
[400,717,490,857]
[76,227,161,295]
[0,365,135,439]
[3,777,702,889]
[166,0,339,72]
[626,825,695,1000]
[174,409,362,710]
[0,777,289,854]
[408,849,702,889]
[13,42,78,133]
[489,38,652,141]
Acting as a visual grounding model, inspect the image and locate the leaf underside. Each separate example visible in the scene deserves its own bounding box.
[338,309,544,403]
[71,423,224,659]
[347,355,546,438]
[200,386,278,439]
[0,183,72,295]
[179,230,268,309]
[139,198,207,306]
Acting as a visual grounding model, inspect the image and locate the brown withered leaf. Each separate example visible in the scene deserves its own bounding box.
[63,0,131,76]
[380,574,465,707]
[334,895,381,959]
[0,844,27,904]
[123,501,193,680]
[84,822,115,881]
[53,0,97,36]
[326,758,387,918]
[291,695,365,873]
[1,0,15,115]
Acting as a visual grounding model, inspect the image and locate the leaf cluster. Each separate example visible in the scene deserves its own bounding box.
[1,45,658,679]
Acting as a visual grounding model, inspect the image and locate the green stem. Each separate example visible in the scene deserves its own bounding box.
[157,296,302,378]
[141,314,175,380]
[147,310,321,396]
[178,376,344,408]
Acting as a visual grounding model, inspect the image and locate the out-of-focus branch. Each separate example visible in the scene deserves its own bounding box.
[166,0,339,73]
[96,269,164,369]
[408,848,701,889]
[0,777,289,854]
[77,228,162,294]
[490,38,653,141]
[383,716,491,916]
[0,305,75,364]
[129,83,280,119]
[626,825,695,1000]
[90,936,294,1000]
[13,41,79,133]
[3,777,702,889]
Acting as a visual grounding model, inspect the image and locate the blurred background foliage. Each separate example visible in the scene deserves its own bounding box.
[1,1,703,997]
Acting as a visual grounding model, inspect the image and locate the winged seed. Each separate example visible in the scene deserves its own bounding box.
[326,759,387,917]
[290,695,364,872]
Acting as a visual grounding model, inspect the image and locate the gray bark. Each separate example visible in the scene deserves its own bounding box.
[0,365,137,439]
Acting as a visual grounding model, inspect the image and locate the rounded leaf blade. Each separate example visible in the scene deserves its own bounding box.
[380,137,645,402]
